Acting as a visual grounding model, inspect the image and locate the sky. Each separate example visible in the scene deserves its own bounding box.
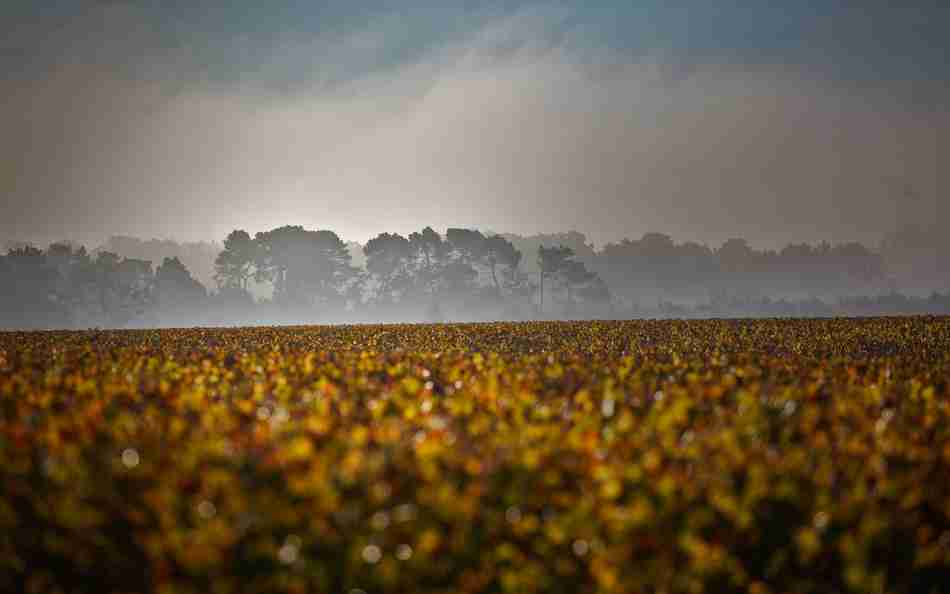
[1,1,947,249]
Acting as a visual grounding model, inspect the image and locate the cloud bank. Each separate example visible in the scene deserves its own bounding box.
[1,3,946,248]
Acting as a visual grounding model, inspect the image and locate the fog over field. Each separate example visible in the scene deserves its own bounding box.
[4,7,950,592]
[1,2,947,328]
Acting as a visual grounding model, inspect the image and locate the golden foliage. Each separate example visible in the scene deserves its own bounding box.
[1,318,949,593]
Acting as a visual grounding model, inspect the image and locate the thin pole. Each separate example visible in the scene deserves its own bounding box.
[539,270,543,314]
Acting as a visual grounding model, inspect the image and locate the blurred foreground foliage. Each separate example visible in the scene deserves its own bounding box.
[1,318,949,593]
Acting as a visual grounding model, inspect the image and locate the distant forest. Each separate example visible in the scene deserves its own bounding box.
[1,224,948,329]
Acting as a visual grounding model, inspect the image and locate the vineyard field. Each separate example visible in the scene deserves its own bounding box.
[2,318,949,593]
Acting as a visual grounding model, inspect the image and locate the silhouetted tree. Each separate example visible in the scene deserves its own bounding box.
[504,231,596,275]
[408,227,448,298]
[214,230,256,291]
[445,228,486,265]
[254,226,357,309]
[537,245,573,314]
[483,234,521,297]
[364,233,412,304]
[595,233,719,303]
[0,246,68,329]
[442,229,485,301]
[536,245,607,316]
[154,256,206,308]
[717,238,755,276]
[100,235,220,290]
[46,242,96,323]
[561,260,595,308]
[409,227,446,270]
[88,252,152,326]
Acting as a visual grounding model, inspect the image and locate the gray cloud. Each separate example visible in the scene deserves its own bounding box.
[1,7,946,249]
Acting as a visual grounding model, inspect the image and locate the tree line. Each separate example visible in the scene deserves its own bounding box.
[1,225,948,329]
[211,226,608,323]
[0,244,204,330]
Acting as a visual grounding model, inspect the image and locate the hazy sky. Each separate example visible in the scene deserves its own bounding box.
[2,1,947,249]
